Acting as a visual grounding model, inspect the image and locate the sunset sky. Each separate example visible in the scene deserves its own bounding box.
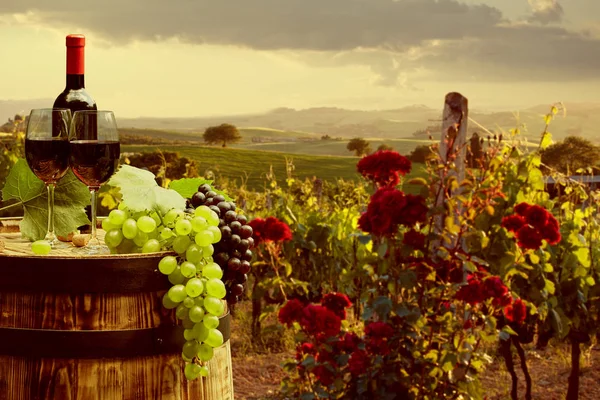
[1,0,599,118]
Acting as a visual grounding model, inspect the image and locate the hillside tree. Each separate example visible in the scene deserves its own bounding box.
[347,137,371,157]
[541,135,600,175]
[203,123,242,147]
[408,144,436,164]
[377,143,394,152]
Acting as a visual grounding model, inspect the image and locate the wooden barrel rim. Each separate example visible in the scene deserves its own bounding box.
[0,313,231,359]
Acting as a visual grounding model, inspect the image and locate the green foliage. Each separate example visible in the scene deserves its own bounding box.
[1,159,90,240]
[203,123,242,147]
[124,150,199,186]
[346,137,371,157]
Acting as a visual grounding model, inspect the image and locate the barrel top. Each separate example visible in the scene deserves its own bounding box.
[0,221,174,293]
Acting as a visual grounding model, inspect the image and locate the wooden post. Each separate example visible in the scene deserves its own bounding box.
[434,92,469,243]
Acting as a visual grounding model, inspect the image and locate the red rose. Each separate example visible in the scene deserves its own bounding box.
[338,332,361,353]
[249,216,292,244]
[456,275,486,305]
[278,299,305,327]
[348,350,370,376]
[399,194,428,226]
[514,203,531,216]
[516,225,543,250]
[504,299,527,324]
[501,215,525,233]
[541,223,561,245]
[299,305,342,338]
[365,322,395,355]
[321,293,353,319]
[403,229,426,250]
[248,218,266,244]
[484,276,511,307]
[296,342,316,360]
[524,205,550,230]
[312,365,335,386]
[357,150,412,188]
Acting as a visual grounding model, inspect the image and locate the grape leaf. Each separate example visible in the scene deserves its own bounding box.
[107,164,186,214]
[1,158,90,241]
[169,177,234,202]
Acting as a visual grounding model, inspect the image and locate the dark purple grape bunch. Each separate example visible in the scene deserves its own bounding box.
[189,183,254,304]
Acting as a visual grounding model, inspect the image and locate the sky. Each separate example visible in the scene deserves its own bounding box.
[1,0,600,118]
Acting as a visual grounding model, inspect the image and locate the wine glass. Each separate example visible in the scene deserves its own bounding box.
[69,110,120,255]
[25,108,72,248]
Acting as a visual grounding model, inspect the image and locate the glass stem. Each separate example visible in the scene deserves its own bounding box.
[89,188,100,247]
[45,183,57,243]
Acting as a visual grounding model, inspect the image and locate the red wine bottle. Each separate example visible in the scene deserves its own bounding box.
[53,34,97,114]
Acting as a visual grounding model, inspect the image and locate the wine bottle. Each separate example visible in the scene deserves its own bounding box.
[53,34,97,115]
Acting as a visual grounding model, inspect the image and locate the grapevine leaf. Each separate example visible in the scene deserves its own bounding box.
[169,177,234,202]
[107,165,186,214]
[540,132,552,150]
[2,158,90,241]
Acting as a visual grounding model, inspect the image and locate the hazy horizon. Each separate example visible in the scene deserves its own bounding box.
[2,0,599,119]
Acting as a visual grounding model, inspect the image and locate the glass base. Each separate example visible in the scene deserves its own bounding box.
[72,244,110,256]
[49,238,72,249]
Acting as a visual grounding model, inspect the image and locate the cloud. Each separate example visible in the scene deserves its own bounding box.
[528,0,564,24]
[1,0,598,85]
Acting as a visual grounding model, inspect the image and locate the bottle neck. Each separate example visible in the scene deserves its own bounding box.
[66,45,85,89]
[66,74,85,90]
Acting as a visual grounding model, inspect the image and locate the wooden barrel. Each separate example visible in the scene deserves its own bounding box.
[0,223,234,400]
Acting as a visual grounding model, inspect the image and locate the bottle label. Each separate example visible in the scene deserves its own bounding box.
[67,46,85,75]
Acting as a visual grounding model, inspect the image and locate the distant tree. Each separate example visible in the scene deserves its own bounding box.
[467,132,484,168]
[377,143,394,152]
[408,144,436,164]
[347,137,371,157]
[203,123,242,147]
[321,134,332,140]
[541,136,600,175]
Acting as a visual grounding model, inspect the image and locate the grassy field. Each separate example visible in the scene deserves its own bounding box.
[122,144,429,192]
[233,138,434,157]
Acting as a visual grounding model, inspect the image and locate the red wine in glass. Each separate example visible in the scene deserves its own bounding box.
[69,140,120,188]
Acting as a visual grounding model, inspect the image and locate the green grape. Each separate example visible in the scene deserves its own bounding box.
[159,226,174,239]
[205,328,224,348]
[202,262,223,280]
[206,211,219,227]
[137,216,157,234]
[162,292,179,309]
[114,238,136,254]
[182,352,193,363]
[163,208,183,228]
[199,366,209,377]
[133,231,148,247]
[183,296,195,308]
[194,297,204,307]
[132,211,146,220]
[101,218,116,232]
[186,278,204,297]
[207,226,222,243]
[104,229,124,248]
[122,218,138,239]
[31,240,51,255]
[175,219,193,236]
[202,245,214,257]
[150,211,161,226]
[142,239,161,253]
[184,329,196,341]
[194,231,214,247]
[182,317,195,329]
[197,343,214,362]
[147,229,159,240]
[168,266,186,285]
[168,284,187,303]
[118,202,129,212]
[194,206,212,219]
[193,322,209,342]
[203,314,219,330]
[159,256,178,275]
[108,209,127,226]
[173,236,192,254]
[185,363,202,380]
[185,244,202,264]
[191,216,208,232]
[204,296,225,316]
[176,304,189,320]
[205,278,227,299]
[182,340,200,359]
[180,261,197,278]
[189,306,206,323]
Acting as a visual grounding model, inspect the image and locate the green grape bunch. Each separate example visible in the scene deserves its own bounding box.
[102,202,228,380]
